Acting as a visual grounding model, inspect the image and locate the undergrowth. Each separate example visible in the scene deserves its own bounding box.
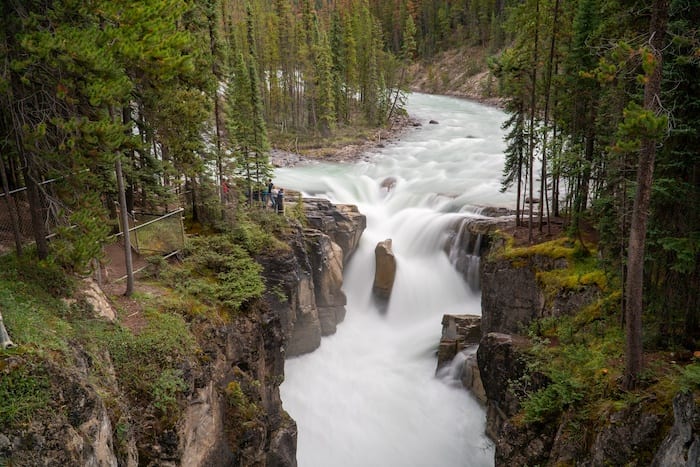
[500,236,693,432]
[161,234,266,314]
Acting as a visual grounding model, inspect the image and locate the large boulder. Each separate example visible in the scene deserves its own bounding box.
[372,239,396,300]
[380,176,396,192]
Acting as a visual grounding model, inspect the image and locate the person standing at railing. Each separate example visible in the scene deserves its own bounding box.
[265,179,274,208]
[270,185,278,210]
[276,188,284,214]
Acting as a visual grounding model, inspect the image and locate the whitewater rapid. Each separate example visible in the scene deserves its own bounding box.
[278,93,515,467]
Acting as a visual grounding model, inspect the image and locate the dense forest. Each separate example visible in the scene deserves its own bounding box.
[1,0,699,393]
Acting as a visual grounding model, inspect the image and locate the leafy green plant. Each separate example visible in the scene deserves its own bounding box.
[679,362,700,392]
[224,380,261,421]
[521,369,585,423]
[152,369,187,414]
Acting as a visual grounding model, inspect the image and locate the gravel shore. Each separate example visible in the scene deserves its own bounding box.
[270,114,421,168]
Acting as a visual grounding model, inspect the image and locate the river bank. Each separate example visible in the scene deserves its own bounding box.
[270,113,421,168]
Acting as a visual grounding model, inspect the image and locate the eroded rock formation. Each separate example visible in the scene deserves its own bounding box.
[437,314,486,403]
[372,239,396,301]
[303,198,365,264]
[436,314,481,369]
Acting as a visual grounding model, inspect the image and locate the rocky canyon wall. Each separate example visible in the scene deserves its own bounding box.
[475,235,700,466]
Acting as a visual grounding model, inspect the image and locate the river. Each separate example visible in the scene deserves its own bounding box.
[277,93,516,467]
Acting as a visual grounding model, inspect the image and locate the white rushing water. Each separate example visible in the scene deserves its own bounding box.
[278,93,516,467]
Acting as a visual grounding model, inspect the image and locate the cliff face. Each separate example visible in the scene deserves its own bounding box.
[0,199,364,466]
[0,290,296,467]
[258,199,365,357]
[476,239,700,466]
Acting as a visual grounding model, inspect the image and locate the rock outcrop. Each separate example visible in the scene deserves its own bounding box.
[260,200,365,356]
[480,248,600,335]
[304,198,365,264]
[652,391,700,467]
[437,314,485,403]
[436,314,482,369]
[476,238,692,466]
[304,229,346,336]
[372,239,396,301]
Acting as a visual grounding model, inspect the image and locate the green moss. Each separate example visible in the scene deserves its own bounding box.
[503,237,581,261]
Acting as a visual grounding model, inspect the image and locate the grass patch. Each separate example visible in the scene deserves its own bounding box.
[91,309,197,422]
[0,360,51,426]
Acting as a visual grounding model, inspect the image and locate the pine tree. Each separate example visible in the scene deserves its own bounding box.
[623,0,669,389]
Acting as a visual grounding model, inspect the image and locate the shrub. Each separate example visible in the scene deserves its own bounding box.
[521,369,585,423]
[680,362,700,392]
[163,235,265,313]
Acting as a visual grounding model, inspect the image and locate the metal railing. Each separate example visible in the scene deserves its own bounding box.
[115,207,185,256]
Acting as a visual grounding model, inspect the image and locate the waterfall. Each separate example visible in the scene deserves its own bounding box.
[278,93,514,467]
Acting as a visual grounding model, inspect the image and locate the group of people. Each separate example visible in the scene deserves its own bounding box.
[222,177,284,213]
[263,178,284,213]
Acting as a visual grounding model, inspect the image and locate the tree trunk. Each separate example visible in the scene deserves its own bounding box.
[624,0,669,390]
[527,0,540,243]
[539,0,560,234]
[116,157,135,297]
[23,163,49,259]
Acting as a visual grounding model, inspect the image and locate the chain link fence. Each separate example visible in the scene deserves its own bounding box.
[2,183,185,259]
[0,186,54,256]
[116,208,186,256]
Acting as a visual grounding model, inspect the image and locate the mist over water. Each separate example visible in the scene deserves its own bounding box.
[278,93,514,467]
